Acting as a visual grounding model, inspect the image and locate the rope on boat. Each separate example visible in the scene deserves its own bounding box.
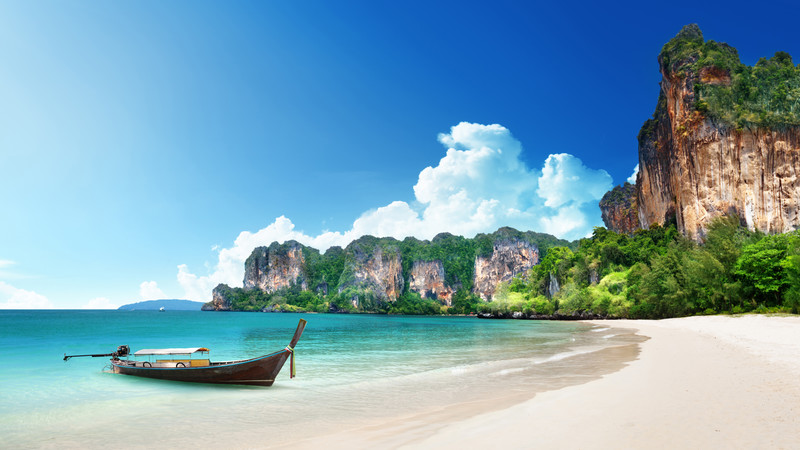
[285,345,296,378]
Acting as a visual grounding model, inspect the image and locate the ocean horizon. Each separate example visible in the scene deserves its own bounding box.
[1,310,641,447]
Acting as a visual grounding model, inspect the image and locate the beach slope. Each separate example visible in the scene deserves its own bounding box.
[293,315,800,449]
[410,315,800,449]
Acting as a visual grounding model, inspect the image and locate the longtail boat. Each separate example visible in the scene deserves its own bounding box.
[64,319,306,387]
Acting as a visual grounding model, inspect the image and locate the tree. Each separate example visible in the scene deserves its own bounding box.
[449,290,480,315]
[735,234,791,306]
[781,233,800,313]
[631,244,690,318]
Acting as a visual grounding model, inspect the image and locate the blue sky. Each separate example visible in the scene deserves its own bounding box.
[2,0,799,308]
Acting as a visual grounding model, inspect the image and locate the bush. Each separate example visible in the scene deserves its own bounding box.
[388,291,441,315]
[530,296,555,315]
[449,290,481,314]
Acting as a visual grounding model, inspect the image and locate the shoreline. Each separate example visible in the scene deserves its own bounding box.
[288,315,800,449]
[3,315,633,449]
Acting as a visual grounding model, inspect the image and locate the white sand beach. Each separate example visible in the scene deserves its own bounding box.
[291,315,800,449]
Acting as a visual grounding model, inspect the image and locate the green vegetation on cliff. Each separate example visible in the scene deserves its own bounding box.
[661,23,800,129]
[398,228,575,294]
[303,245,345,293]
[206,227,572,315]
[599,182,637,218]
[211,218,800,318]
[486,216,800,318]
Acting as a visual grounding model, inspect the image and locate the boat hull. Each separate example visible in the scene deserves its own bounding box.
[110,350,291,386]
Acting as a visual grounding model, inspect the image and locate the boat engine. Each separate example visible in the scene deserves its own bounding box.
[64,345,131,361]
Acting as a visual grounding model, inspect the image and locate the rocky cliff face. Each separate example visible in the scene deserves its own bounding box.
[599,183,639,235]
[201,284,233,311]
[614,24,800,239]
[210,228,571,311]
[337,239,404,303]
[243,241,308,292]
[473,239,539,300]
[408,260,455,305]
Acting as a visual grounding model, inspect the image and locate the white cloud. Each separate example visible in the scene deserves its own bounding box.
[174,122,613,302]
[82,297,117,309]
[538,204,590,238]
[537,154,612,208]
[0,281,53,309]
[177,264,217,302]
[627,163,639,184]
[0,260,14,268]
[413,123,537,238]
[139,281,166,300]
[349,201,422,239]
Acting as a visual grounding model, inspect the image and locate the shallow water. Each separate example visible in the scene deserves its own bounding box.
[0,311,642,448]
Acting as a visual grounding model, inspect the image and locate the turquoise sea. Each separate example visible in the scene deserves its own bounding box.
[0,311,641,448]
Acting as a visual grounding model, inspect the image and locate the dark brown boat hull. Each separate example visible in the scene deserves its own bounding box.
[110,349,291,386]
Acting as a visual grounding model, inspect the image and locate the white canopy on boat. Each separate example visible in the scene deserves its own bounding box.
[134,347,210,356]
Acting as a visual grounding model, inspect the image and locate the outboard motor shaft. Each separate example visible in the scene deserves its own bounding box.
[64,345,130,361]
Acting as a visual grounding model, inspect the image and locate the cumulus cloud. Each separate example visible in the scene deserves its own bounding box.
[538,203,591,238]
[175,122,613,302]
[537,154,613,208]
[82,297,117,309]
[532,153,611,239]
[627,164,639,184]
[177,264,221,302]
[139,281,166,300]
[413,123,538,237]
[0,281,53,309]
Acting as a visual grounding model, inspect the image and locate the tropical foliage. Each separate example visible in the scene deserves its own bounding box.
[484,216,800,319]
[211,215,800,318]
[661,24,800,129]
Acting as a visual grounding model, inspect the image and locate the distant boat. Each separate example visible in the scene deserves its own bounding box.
[64,319,307,386]
[159,306,165,312]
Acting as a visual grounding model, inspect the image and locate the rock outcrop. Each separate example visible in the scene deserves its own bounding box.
[608,24,800,239]
[599,183,639,235]
[202,284,233,311]
[473,239,540,300]
[337,238,404,303]
[547,272,560,298]
[243,241,308,292]
[408,260,455,305]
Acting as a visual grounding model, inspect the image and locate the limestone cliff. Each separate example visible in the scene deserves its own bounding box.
[408,260,455,305]
[616,24,800,239]
[243,241,308,292]
[204,227,573,312]
[599,183,639,235]
[337,237,404,306]
[201,284,233,311]
[473,238,539,300]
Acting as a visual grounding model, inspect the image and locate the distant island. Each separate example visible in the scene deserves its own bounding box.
[118,299,205,311]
